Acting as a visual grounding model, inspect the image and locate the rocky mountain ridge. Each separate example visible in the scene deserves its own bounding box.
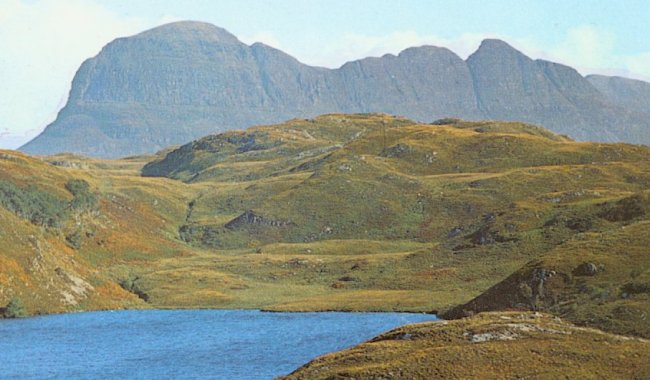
[20,21,650,158]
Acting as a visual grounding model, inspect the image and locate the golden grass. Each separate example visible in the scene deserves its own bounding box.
[1,114,649,344]
[280,312,650,379]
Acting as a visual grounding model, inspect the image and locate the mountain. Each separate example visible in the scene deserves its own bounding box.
[20,21,650,158]
[467,39,646,142]
[587,74,650,114]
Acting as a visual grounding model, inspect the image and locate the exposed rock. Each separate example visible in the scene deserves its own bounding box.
[598,194,647,222]
[225,210,292,229]
[337,164,352,172]
[447,227,463,238]
[530,268,556,307]
[380,143,414,158]
[0,153,19,161]
[470,226,495,245]
[573,262,598,276]
[467,330,520,343]
[48,160,88,169]
[54,267,94,305]
[286,258,309,267]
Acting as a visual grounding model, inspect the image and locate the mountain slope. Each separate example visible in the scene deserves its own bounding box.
[140,114,650,327]
[443,208,650,338]
[20,21,650,158]
[280,312,650,379]
[4,114,650,339]
[467,39,639,142]
[588,74,650,114]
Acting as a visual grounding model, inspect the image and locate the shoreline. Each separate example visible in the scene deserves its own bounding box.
[0,305,439,321]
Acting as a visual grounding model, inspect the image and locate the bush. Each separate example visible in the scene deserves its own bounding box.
[65,179,98,211]
[65,230,83,250]
[3,297,27,318]
[119,277,150,302]
[0,180,68,227]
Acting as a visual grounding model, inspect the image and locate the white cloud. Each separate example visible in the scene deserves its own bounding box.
[555,26,616,68]
[0,0,150,146]
[623,52,650,79]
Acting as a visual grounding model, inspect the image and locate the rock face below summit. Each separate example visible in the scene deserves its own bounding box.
[21,21,650,158]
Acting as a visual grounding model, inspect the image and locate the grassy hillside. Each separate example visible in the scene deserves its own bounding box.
[1,114,650,343]
[443,209,650,337]
[279,311,650,379]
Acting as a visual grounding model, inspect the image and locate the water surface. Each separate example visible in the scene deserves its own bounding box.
[0,309,436,379]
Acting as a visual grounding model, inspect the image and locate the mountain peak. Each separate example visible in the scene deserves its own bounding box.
[397,45,460,60]
[135,21,240,44]
[472,38,525,57]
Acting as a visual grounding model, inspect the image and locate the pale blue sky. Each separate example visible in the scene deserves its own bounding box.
[2,0,650,148]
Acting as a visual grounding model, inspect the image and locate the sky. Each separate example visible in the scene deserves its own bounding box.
[1,0,650,149]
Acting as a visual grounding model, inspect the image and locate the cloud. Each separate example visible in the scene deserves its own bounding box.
[623,52,650,79]
[0,0,149,145]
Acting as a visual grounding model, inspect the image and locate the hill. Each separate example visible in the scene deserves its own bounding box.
[280,312,650,379]
[2,114,650,344]
[442,202,650,337]
[20,21,650,158]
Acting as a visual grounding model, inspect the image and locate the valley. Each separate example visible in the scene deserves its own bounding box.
[2,114,649,345]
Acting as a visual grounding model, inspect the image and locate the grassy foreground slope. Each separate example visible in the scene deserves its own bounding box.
[279,311,650,379]
[443,212,650,337]
[1,114,650,339]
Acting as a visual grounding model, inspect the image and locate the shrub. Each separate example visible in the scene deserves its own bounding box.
[3,297,27,318]
[119,277,150,302]
[65,230,83,250]
[65,179,98,211]
[0,180,68,227]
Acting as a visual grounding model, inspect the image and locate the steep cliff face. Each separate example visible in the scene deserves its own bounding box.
[20,21,650,158]
[336,46,482,120]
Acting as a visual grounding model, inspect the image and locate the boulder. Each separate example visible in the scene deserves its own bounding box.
[573,262,598,276]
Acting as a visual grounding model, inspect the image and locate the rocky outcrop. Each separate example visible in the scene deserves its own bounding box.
[572,262,598,276]
[442,262,566,319]
[225,210,292,229]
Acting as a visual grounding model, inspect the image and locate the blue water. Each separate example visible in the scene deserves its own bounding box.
[0,309,436,379]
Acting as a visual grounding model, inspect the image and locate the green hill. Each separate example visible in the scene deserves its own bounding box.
[2,114,650,344]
